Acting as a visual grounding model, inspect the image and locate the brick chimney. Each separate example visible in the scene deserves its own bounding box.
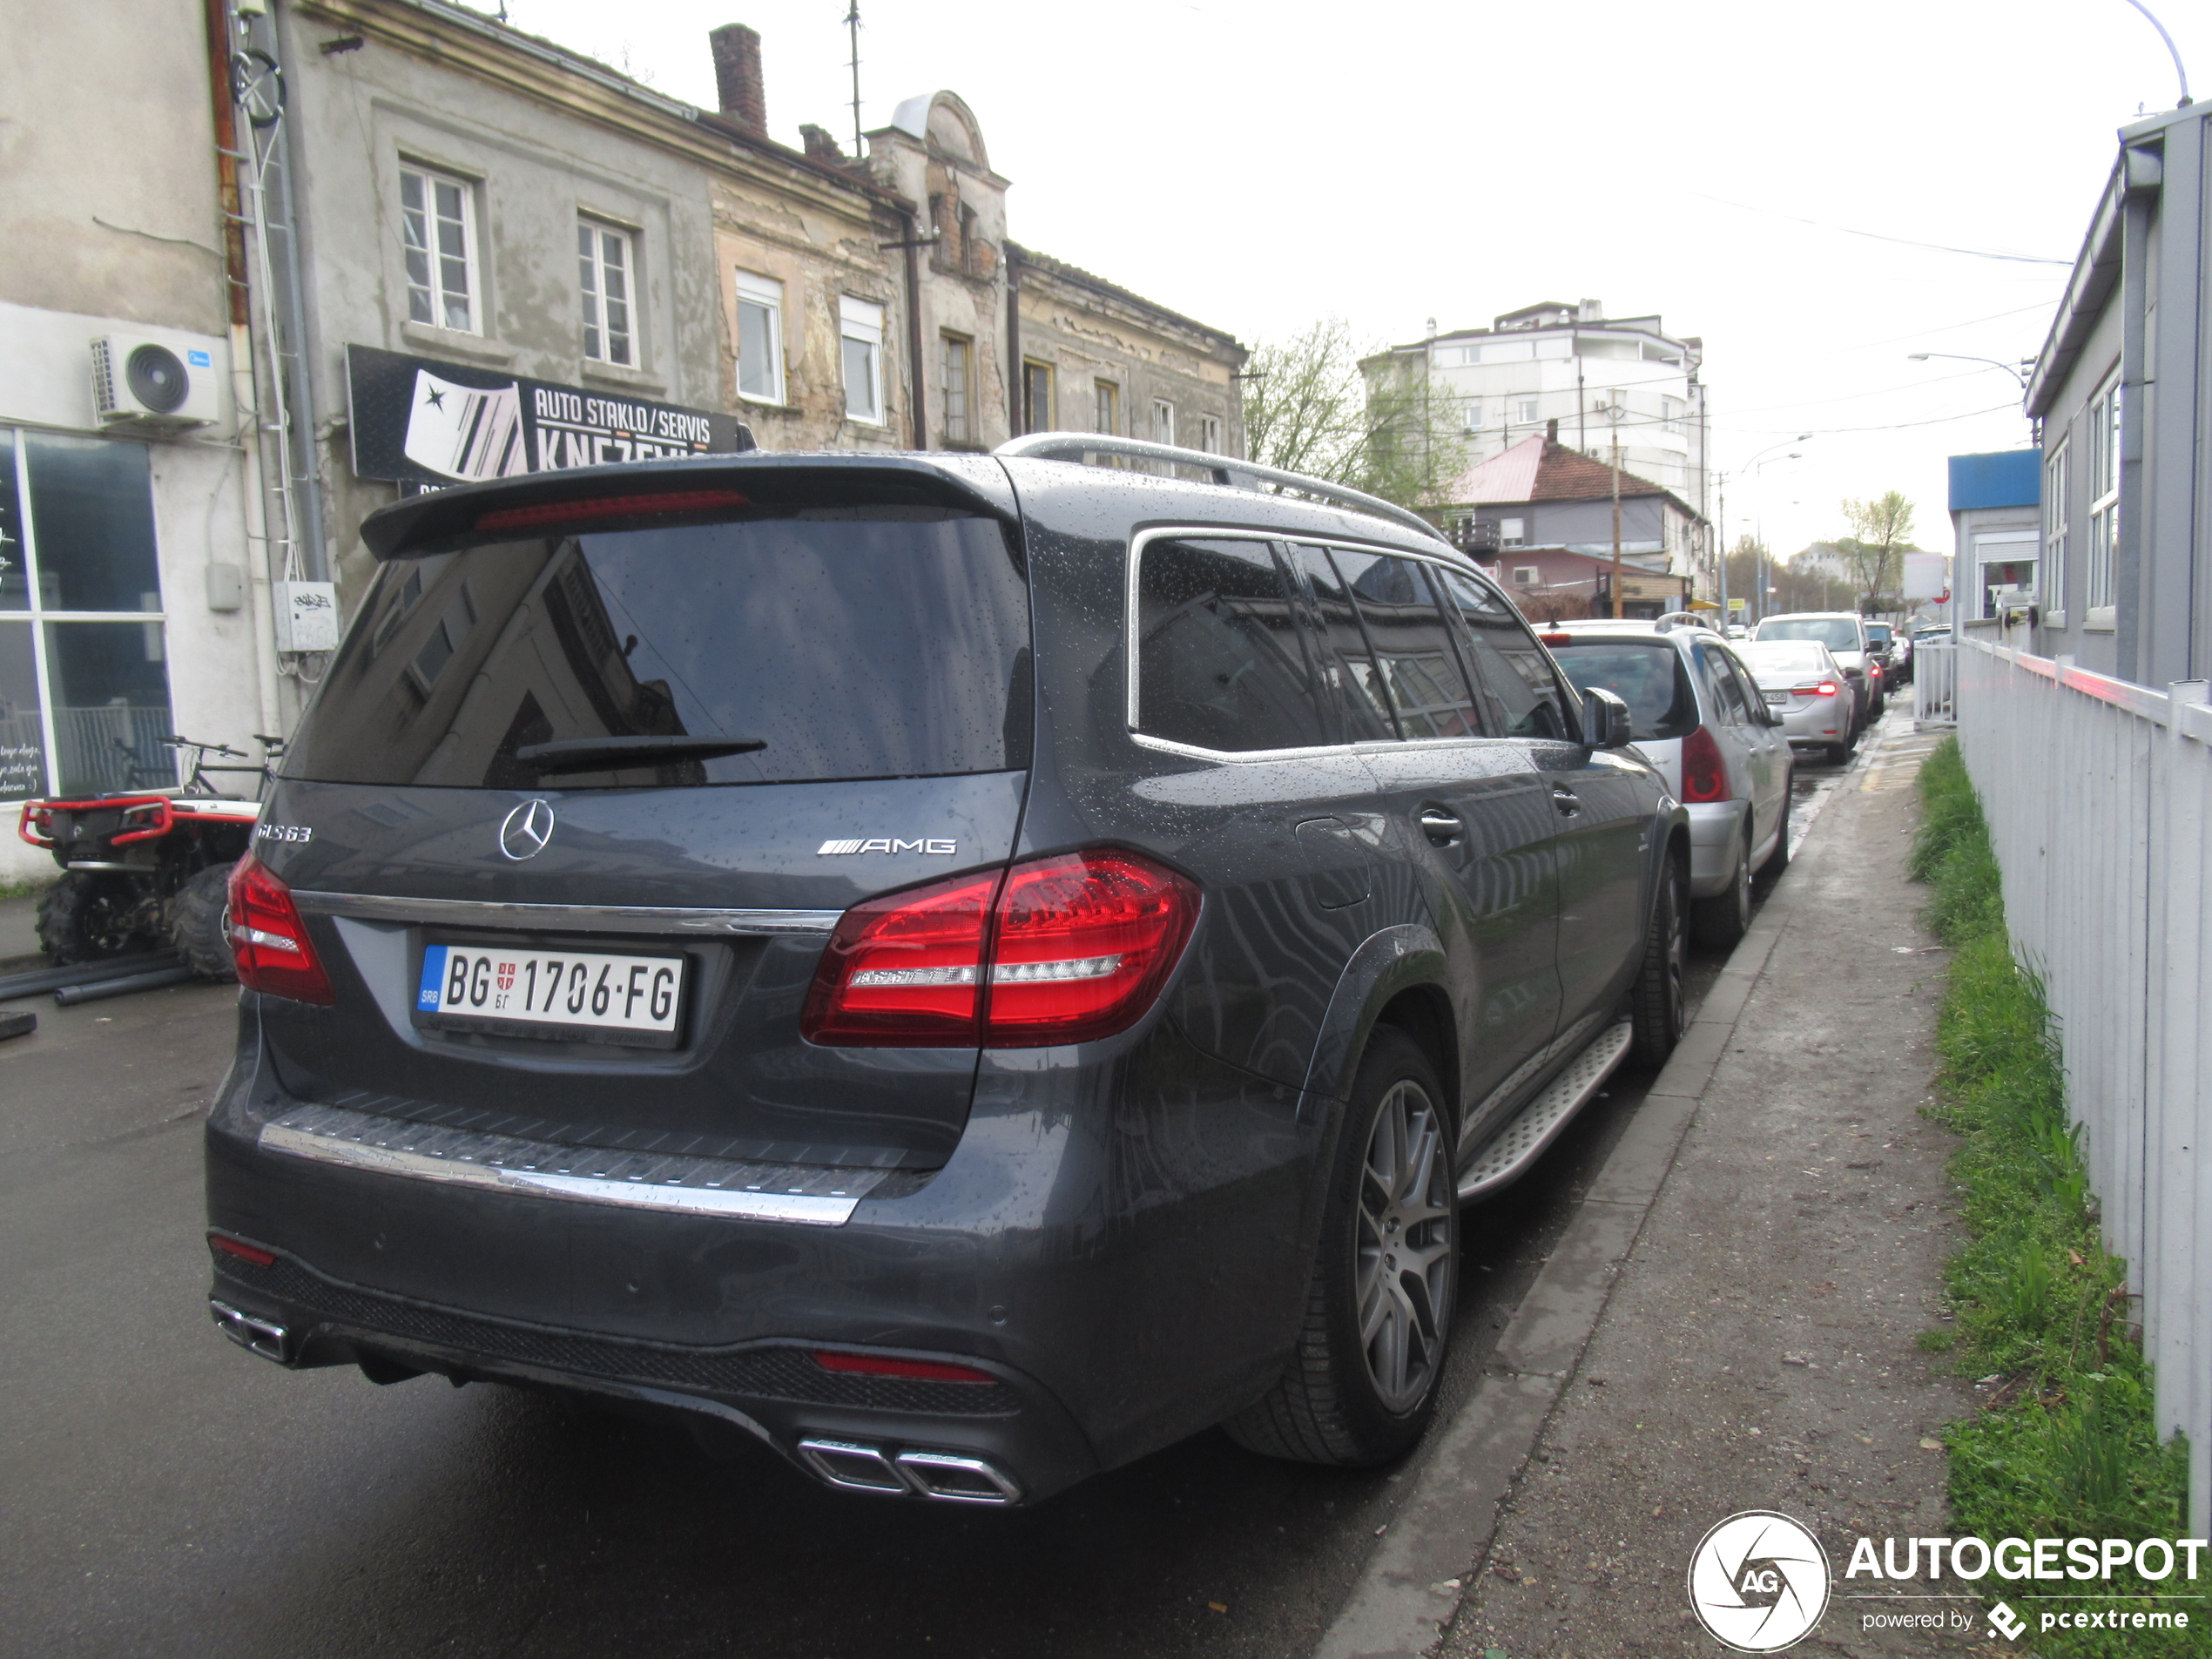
[799,124,846,165]
[710,24,766,134]
[1546,417,1559,444]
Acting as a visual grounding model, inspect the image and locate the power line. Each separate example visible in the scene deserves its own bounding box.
[1688,192,2073,266]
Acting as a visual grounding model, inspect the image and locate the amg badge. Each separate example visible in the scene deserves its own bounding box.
[817,838,958,857]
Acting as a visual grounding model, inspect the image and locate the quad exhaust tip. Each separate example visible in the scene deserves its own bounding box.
[796,1437,1020,1504]
[209,1298,289,1362]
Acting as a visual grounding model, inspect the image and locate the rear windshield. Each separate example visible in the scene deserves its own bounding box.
[285,510,1031,789]
[1757,617,1858,651]
[1737,642,1829,679]
[1547,639,1699,742]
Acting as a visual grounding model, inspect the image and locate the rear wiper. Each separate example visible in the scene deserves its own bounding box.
[512,736,766,774]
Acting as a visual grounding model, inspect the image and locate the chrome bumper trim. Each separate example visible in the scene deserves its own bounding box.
[257,1101,878,1224]
[289,890,840,938]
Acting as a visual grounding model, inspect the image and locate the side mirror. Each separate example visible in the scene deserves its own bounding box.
[1581,685,1633,750]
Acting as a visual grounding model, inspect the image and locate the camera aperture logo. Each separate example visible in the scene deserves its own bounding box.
[1689,1511,1832,1652]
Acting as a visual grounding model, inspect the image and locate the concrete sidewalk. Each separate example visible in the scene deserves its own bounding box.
[1427,732,1975,1656]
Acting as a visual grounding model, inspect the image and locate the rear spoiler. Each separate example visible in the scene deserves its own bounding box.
[359,453,1021,558]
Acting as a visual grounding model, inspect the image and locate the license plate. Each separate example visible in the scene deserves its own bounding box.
[1764,691,1790,705]
[415,942,686,1046]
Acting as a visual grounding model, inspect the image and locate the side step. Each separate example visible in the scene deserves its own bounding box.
[1457,1021,1633,1204]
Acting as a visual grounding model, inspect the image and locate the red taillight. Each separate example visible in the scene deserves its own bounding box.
[810,1351,996,1384]
[17,803,53,847]
[1802,681,1839,698]
[1539,631,1572,646]
[474,489,751,535]
[113,799,173,845]
[226,854,336,1005]
[208,1233,277,1268]
[802,848,1200,1049]
[983,851,1201,1046]
[1680,725,1729,803]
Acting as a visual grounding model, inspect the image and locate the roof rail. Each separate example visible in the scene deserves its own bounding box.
[993,433,1448,546]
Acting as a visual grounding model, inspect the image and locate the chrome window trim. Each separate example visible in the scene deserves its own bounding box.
[1123,525,1507,761]
[289,890,840,937]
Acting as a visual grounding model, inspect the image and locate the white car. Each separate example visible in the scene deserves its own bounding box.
[1751,612,1881,729]
[1541,618,1791,947]
[1735,639,1856,763]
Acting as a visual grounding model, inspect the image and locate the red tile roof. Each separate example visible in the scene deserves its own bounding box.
[1443,435,1695,516]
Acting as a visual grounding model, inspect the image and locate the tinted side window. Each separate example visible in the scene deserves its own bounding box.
[1289,544,1396,742]
[1135,538,1328,752]
[1332,550,1483,739]
[1432,566,1575,741]
[1548,640,1699,741]
[1694,642,1749,725]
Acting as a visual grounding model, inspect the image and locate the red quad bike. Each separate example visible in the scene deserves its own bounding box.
[17,735,277,978]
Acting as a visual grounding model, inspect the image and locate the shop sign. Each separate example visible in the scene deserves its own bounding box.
[345,344,751,489]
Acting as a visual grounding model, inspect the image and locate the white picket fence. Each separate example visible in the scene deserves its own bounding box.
[1913,641,1957,727]
[1955,638,2212,1526]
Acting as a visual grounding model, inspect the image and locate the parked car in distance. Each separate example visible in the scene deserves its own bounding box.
[1540,618,1791,947]
[1864,621,1907,686]
[1735,639,1857,763]
[201,435,1693,1510]
[1752,611,1881,727]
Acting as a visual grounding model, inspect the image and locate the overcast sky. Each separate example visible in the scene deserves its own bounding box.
[483,0,2203,565]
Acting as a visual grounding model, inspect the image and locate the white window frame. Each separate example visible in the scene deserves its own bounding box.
[839,296,886,427]
[400,164,480,335]
[1501,517,1527,548]
[1662,395,1685,435]
[1152,398,1174,445]
[1460,397,1483,434]
[733,271,786,405]
[2042,440,2069,625]
[1197,414,1221,454]
[577,220,635,368]
[941,333,972,445]
[2085,376,2120,621]
[1514,396,1541,425]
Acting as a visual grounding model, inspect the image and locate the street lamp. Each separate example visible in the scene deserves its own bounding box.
[1726,435,1811,627]
[1906,352,2032,394]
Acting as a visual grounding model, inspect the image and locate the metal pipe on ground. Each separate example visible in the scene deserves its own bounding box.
[52,967,200,1008]
[0,952,184,1002]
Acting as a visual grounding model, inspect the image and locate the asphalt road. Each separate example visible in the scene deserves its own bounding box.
[0,721,1890,1659]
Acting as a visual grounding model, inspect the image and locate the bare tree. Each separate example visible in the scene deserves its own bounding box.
[1838,492,1916,615]
[1240,319,1465,509]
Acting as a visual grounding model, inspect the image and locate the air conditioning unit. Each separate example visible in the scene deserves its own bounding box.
[91,335,221,433]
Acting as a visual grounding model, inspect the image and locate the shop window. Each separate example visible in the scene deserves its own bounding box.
[0,430,173,799]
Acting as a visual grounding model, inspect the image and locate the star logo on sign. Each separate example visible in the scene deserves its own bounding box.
[424,387,445,408]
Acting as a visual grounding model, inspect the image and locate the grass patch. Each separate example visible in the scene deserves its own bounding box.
[1914,737,2195,1654]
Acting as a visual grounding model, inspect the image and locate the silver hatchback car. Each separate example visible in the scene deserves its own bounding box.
[1542,619,1791,946]
[1736,639,1857,763]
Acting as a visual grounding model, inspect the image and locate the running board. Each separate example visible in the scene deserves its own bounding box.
[1457,1021,1634,1203]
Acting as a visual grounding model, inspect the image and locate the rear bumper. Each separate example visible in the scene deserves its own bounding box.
[203,1005,1318,1504]
[1684,800,1743,896]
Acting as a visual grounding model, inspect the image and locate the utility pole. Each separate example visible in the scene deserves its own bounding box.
[1608,408,1624,620]
[1717,475,1729,624]
[845,3,863,160]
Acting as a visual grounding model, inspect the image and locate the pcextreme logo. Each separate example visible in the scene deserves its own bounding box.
[1688,1512,1831,1652]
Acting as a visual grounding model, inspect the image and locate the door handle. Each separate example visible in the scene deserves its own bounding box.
[1550,786,1581,818]
[1416,806,1463,847]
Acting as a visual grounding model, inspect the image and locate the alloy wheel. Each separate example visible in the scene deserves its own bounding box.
[1664,867,1689,1038]
[1356,1080,1453,1413]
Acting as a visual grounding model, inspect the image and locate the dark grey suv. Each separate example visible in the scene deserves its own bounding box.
[204,435,1689,1506]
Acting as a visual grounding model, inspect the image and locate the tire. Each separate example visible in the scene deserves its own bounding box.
[1692,823,1752,950]
[36,872,153,964]
[1757,773,1793,879]
[1630,853,1688,1068]
[1224,1028,1457,1467]
[1824,741,1850,765]
[172,863,238,981]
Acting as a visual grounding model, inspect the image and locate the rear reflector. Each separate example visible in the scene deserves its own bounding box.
[1680,723,1729,803]
[227,854,337,1006]
[208,1233,278,1268]
[802,847,1200,1049]
[810,1351,997,1384]
[474,489,752,535]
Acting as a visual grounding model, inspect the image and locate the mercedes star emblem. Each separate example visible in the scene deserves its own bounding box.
[497,799,556,861]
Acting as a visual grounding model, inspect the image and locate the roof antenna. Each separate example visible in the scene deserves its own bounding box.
[2120,0,2191,106]
[845,3,863,158]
